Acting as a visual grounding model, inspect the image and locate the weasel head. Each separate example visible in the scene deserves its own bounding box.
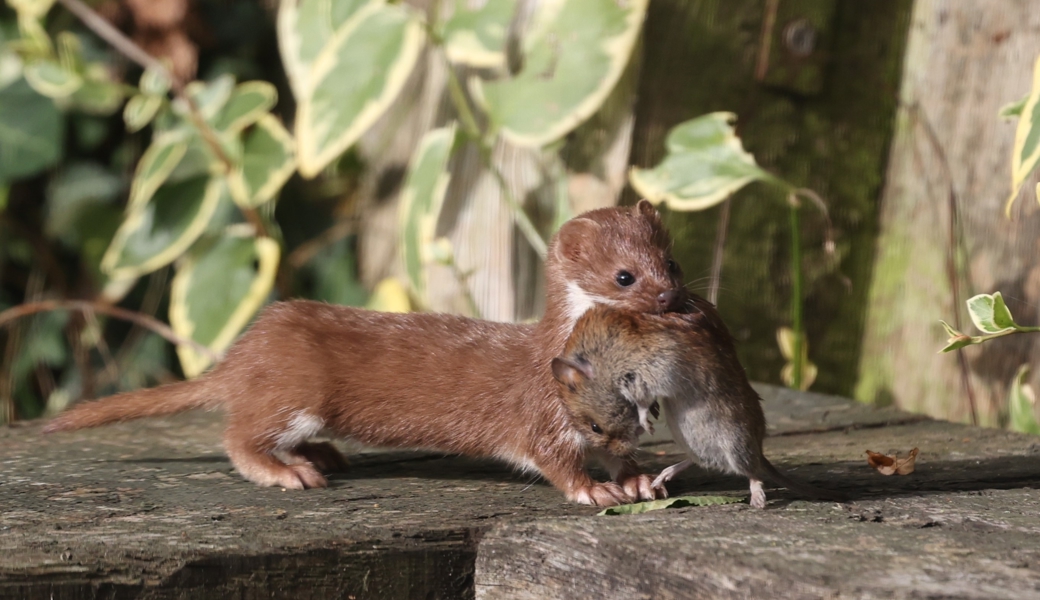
[547,200,687,324]
[551,354,644,459]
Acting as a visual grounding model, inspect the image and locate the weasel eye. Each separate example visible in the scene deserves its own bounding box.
[667,259,680,274]
[590,422,603,434]
[615,271,635,287]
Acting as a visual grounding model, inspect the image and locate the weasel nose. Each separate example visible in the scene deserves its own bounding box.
[657,290,679,311]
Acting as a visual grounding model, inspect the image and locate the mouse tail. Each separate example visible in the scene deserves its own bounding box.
[759,457,848,503]
[43,378,219,433]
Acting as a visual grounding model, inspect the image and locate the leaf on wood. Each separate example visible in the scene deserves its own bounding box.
[865,447,919,476]
[597,495,743,515]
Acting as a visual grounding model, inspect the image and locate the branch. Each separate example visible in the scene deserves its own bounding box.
[0,300,221,363]
[56,0,268,239]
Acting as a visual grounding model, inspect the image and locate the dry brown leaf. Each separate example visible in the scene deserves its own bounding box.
[865,447,919,476]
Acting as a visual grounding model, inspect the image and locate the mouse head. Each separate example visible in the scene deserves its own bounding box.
[551,354,643,458]
[548,200,687,322]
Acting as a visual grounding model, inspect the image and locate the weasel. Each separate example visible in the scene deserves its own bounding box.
[553,299,847,508]
[44,201,684,506]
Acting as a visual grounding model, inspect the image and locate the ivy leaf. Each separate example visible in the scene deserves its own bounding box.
[938,320,974,353]
[399,124,456,302]
[966,292,1018,334]
[629,112,774,211]
[1008,364,1040,436]
[0,78,63,180]
[598,495,743,516]
[211,81,278,134]
[472,0,647,148]
[366,277,411,313]
[123,93,163,133]
[23,58,81,98]
[294,1,423,177]
[101,175,227,280]
[227,114,296,209]
[169,227,280,377]
[1005,55,1040,217]
[441,0,513,69]
[277,0,370,99]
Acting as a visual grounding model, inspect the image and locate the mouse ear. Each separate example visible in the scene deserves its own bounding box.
[551,217,602,262]
[633,199,661,221]
[552,356,594,391]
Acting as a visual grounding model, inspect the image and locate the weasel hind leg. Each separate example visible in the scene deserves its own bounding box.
[283,441,350,473]
[224,432,327,489]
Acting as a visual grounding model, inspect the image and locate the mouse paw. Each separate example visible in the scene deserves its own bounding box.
[618,473,667,501]
[570,482,631,506]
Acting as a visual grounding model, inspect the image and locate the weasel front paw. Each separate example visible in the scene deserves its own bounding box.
[570,482,631,506]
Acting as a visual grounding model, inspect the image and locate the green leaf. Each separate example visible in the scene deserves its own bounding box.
[1000,95,1028,120]
[277,0,371,99]
[294,2,423,178]
[23,58,82,98]
[365,277,411,313]
[471,0,647,148]
[126,132,189,212]
[1005,55,1040,217]
[629,112,774,211]
[1008,364,1040,436]
[227,114,296,209]
[70,78,124,115]
[938,320,975,353]
[140,64,171,96]
[174,74,236,121]
[441,0,513,69]
[0,78,63,180]
[211,81,278,134]
[398,124,456,301]
[123,93,163,133]
[101,175,226,280]
[45,161,122,245]
[169,227,280,377]
[7,0,55,19]
[597,495,744,516]
[966,292,1018,334]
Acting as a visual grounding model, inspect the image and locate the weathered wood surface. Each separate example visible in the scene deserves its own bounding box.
[3,385,1040,599]
[857,0,1040,426]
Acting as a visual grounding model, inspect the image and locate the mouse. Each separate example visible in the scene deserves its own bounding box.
[553,300,848,508]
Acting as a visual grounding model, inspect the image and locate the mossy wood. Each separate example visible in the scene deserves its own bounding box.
[857,1,1040,425]
[625,0,913,397]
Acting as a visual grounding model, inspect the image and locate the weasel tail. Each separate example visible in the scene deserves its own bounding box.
[42,378,217,433]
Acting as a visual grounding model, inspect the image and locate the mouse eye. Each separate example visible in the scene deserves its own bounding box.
[667,259,680,275]
[615,271,635,287]
[590,422,603,434]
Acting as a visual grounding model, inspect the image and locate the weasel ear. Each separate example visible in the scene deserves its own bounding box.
[552,218,602,262]
[633,199,660,221]
[552,356,594,391]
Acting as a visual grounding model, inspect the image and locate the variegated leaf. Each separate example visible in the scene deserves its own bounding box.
[123,93,163,133]
[227,114,296,208]
[1005,54,1040,217]
[23,58,81,98]
[277,0,372,99]
[211,81,278,134]
[442,0,513,69]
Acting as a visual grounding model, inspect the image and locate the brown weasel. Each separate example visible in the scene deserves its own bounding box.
[44,201,684,506]
[553,299,847,508]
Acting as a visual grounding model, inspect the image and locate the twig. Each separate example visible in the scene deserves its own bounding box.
[910,102,978,426]
[788,200,804,390]
[0,300,221,363]
[708,198,731,305]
